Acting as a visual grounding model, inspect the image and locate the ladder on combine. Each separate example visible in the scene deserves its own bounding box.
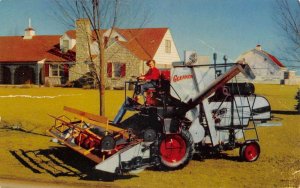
[211,93,260,146]
[239,96,259,142]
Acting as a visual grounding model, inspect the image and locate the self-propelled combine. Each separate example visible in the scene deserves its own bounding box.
[48,60,271,174]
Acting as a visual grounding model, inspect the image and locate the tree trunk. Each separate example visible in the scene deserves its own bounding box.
[99,43,105,116]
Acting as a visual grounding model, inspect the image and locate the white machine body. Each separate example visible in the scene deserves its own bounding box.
[170,62,271,145]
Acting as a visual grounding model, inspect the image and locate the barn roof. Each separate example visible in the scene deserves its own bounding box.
[0,35,75,63]
[261,50,285,68]
[250,45,285,68]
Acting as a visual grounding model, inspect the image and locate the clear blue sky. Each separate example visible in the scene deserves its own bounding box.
[0,0,297,66]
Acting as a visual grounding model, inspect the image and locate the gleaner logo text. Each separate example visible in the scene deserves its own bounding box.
[173,74,193,82]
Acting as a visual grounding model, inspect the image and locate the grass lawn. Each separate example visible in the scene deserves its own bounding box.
[0,84,299,187]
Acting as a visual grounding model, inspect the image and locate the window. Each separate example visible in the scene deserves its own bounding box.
[165,39,171,53]
[107,62,126,78]
[51,64,59,76]
[284,71,289,79]
[63,40,69,49]
[50,64,64,77]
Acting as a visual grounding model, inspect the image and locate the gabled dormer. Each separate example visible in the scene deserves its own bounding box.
[103,28,127,44]
[88,29,127,54]
[60,30,76,53]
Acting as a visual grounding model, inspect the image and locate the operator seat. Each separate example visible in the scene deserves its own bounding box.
[144,70,171,106]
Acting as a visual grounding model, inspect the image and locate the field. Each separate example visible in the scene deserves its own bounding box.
[0,84,299,187]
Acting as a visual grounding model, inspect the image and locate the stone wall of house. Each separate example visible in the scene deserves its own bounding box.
[45,77,61,86]
[105,43,143,89]
[70,19,143,88]
[69,18,92,81]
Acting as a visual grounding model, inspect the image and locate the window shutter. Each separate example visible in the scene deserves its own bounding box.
[64,64,69,77]
[107,63,112,78]
[120,64,126,77]
[44,64,49,77]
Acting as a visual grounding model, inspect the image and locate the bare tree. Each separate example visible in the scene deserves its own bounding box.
[52,0,149,116]
[275,0,300,62]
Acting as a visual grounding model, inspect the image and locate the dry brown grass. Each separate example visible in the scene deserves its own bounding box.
[0,84,299,187]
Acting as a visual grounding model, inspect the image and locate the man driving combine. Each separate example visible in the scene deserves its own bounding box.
[137,59,160,95]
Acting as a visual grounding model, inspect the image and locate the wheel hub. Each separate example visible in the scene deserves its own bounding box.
[160,134,186,163]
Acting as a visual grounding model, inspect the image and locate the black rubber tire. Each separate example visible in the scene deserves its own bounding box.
[239,141,260,162]
[159,129,194,170]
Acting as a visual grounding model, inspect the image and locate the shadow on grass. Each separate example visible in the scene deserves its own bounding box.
[192,152,242,162]
[0,121,50,138]
[0,126,50,138]
[10,147,137,182]
[7,116,246,180]
[271,110,300,115]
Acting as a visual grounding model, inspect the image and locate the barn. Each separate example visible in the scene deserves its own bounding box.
[236,45,287,84]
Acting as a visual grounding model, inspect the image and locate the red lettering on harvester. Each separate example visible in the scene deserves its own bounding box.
[173,74,193,82]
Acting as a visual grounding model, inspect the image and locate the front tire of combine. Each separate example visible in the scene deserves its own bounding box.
[239,141,260,162]
[159,129,193,169]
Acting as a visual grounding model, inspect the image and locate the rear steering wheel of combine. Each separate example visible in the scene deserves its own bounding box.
[159,129,194,169]
[239,141,260,162]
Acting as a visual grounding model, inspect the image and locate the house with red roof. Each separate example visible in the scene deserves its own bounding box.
[0,18,180,88]
[63,18,180,88]
[0,21,75,86]
[236,45,288,84]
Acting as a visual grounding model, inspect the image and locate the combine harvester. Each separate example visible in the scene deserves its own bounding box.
[48,60,271,174]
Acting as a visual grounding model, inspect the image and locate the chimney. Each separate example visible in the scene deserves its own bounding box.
[76,18,91,37]
[23,18,36,39]
[70,18,92,81]
[75,18,92,63]
[255,44,262,51]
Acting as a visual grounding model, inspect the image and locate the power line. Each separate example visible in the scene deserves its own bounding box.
[198,39,235,62]
[278,58,300,62]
